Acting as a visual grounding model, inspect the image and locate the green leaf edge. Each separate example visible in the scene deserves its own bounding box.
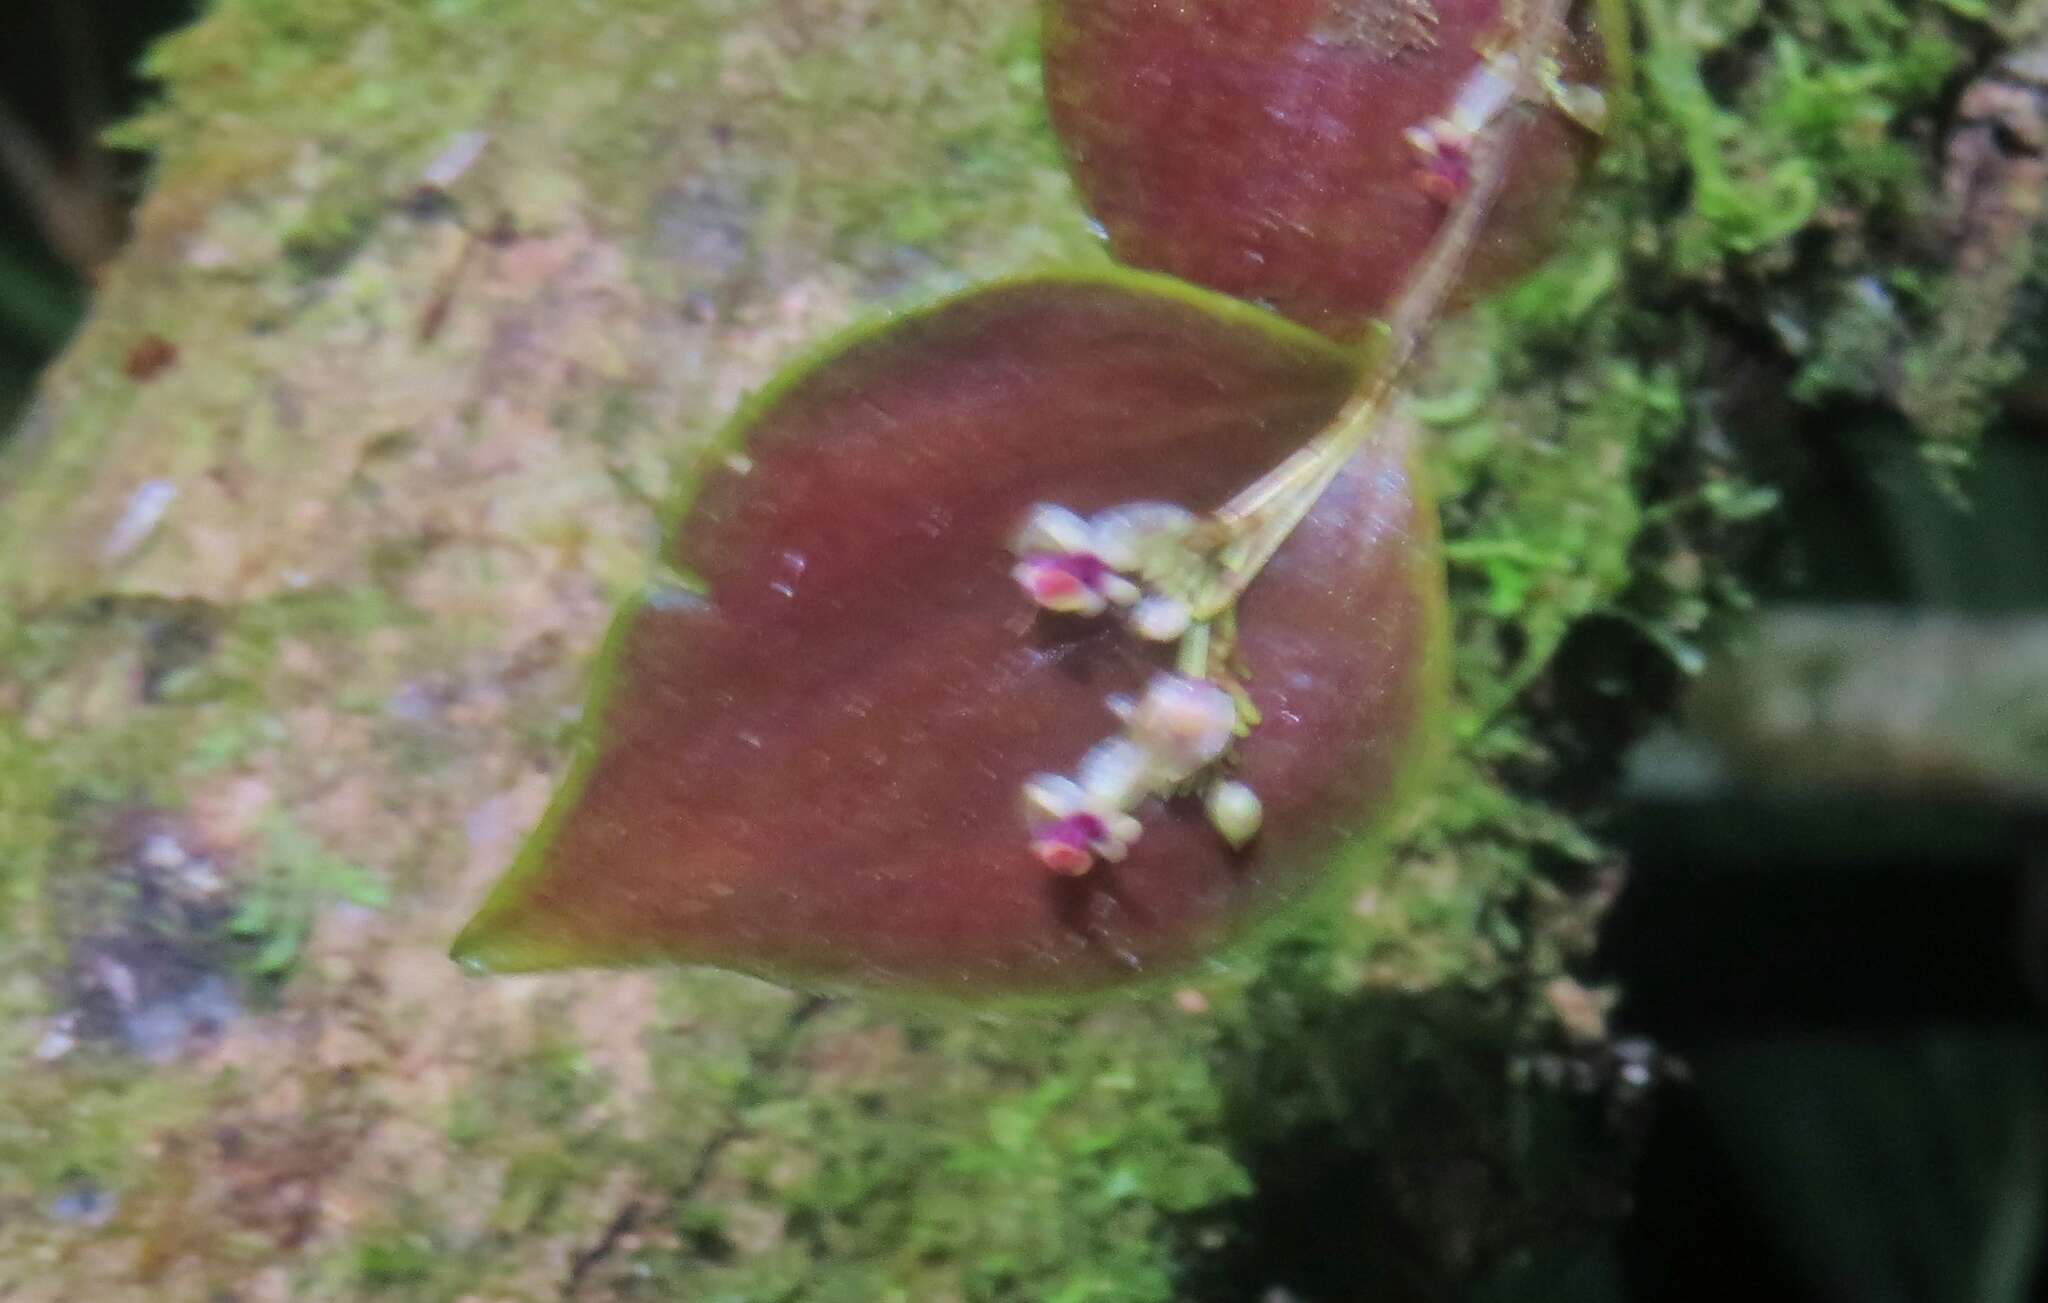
[449,263,1447,1007]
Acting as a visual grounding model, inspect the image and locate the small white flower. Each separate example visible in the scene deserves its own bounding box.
[1012,554,1135,615]
[1009,501,1195,620]
[1018,676,1254,873]
[1128,675,1239,778]
[1011,509,1260,870]
[1022,773,1143,875]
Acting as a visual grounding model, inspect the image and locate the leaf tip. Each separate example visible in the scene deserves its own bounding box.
[447,900,576,975]
[447,913,510,974]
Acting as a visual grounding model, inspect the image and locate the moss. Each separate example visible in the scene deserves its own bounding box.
[352,1229,443,1293]
[0,722,58,952]
[0,1062,212,1200]
[329,1029,632,1297]
[811,18,1099,269]
[281,194,388,282]
[227,814,389,981]
[1625,0,2048,471]
[617,1001,1244,1302]
[1633,0,1963,273]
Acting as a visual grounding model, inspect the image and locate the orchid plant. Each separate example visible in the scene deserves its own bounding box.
[1013,0,1608,875]
[453,0,1616,996]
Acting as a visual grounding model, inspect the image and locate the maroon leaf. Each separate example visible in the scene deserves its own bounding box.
[1044,0,1609,341]
[452,271,1446,996]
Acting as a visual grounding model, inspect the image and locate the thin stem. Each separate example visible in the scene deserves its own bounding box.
[1203,0,1574,612]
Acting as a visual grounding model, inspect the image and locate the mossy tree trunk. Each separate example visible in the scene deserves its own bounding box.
[0,1,2039,1299]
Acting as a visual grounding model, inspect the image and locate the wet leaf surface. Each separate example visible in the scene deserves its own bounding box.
[454,272,1446,995]
[1044,0,1606,340]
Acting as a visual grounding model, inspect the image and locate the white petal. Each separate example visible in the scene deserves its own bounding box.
[1129,595,1192,642]
[1100,574,1143,607]
[1012,504,1095,557]
[1091,815,1144,862]
[1077,737,1156,808]
[1450,54,1518,134]
[1088,502,1196,570]
[1132,675,1238,774]
[1022,774,1084,820]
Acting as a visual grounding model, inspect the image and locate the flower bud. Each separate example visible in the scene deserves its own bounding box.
[1204,779,1263,849]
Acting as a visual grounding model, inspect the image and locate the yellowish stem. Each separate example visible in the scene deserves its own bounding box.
[1199,0,1575,616]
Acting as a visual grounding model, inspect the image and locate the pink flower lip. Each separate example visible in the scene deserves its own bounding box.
[1055,552,1111,586]
[1030,812,1109,876]
[1406,121,1472,204]
[1014,551,1129,615]
[1418,147,1471,201]
[1023,551,1107,588]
